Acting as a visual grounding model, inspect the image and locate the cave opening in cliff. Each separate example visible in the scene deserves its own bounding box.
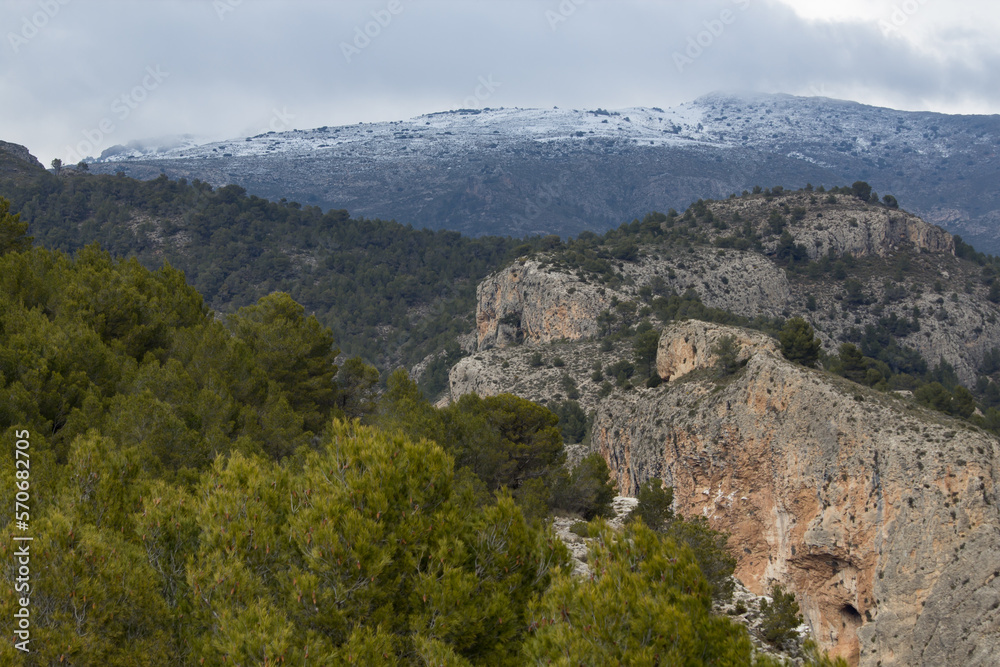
[840,603,863,629]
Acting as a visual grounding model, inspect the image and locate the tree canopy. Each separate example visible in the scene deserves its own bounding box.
[0,170,538,383]
[780,317,822,367]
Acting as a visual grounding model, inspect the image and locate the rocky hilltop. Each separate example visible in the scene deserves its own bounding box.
[471,192,997,386]
[476,259,611,349]
[447,194,1000,665]
[0,141,44,176]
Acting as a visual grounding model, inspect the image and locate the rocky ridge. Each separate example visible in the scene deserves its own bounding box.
[656,320,779,382]
[475,258,610,349]
[447,199,1000,664]
[0,141,44,175]
[592,321,1000,665]
[471,193,999,386]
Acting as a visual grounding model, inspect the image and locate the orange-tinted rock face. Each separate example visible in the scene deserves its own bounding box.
[656,320,778,381]
[595,322,1000,666]
[475,260,609,349]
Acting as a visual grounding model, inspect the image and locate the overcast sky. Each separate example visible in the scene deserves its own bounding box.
[3,0,1000,165]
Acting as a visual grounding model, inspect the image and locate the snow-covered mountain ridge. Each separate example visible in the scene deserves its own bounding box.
[90,92,1000,251]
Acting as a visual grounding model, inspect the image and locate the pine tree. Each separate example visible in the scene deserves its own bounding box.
[759,584,804,649]
[227,292,339,434]
[631,478,674,529]
[0,196,31,255]
[524,521,754,664]
[851,181,873,201]
[780,317,821,367]
[632,327,661,378]
[712,334,742,377]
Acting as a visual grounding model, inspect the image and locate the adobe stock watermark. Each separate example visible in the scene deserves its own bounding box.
[262,107,295,133]
[213,0,243,21]
[673,0,751,73]
[62,65,169,164]
[7,0,72,53]
[546,0,586,31]
[460,75,501,109]
[879,0,929,37]
[341,0,406,63]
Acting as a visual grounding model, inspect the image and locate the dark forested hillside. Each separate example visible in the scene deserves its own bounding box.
[0,144,539,379]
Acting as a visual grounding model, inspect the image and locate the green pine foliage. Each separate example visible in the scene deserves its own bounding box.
[0,231,791,663]
[0,196,31,255]
[550,399,589,444]
[631,481,737,603]
[376,379,566,495]
[664,516,738,603]
[780,317,822,367]
[0,172,534,371]
[759,584,805,649]
[632,326,661,378]
[226,292,340,434]
[631,479,675,529]
[712,333,744,377]
[550,452,617,520]
[524,521,757,665]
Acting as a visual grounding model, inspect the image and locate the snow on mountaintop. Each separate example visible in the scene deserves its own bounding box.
[94,91,965,167]
[87,91,1000,250]
[96,104,713,164]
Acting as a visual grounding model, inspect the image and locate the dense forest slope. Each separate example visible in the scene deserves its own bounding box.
[1,203,842,665]
[0,142,549,386]
[86,93,1000,253]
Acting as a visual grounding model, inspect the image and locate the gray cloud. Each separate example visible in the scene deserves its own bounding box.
[2,0,998,165]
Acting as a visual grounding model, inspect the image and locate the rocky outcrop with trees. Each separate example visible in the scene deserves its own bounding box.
[449,189,1000,665]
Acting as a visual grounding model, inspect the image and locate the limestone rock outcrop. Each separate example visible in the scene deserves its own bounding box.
[448,338,628,417]
[724,193,955,259]
[592,321,1000,666]
[656,320,778,381]
[463,193,1000,386]
[476,259,610,349]
[0,140,45,173]
[449,195,1000,665]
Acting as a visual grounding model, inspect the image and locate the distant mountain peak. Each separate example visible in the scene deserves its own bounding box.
[83,93,1000,252]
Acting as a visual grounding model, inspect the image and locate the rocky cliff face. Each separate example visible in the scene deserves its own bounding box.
[450,196,1000,665]
[449,317,1000,665]
[656,320,779,381]
[0,141,44,175]
[721,193,955,259]
[592,321,1000,666]
[449,337,629,417]
[476,259,611,350]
